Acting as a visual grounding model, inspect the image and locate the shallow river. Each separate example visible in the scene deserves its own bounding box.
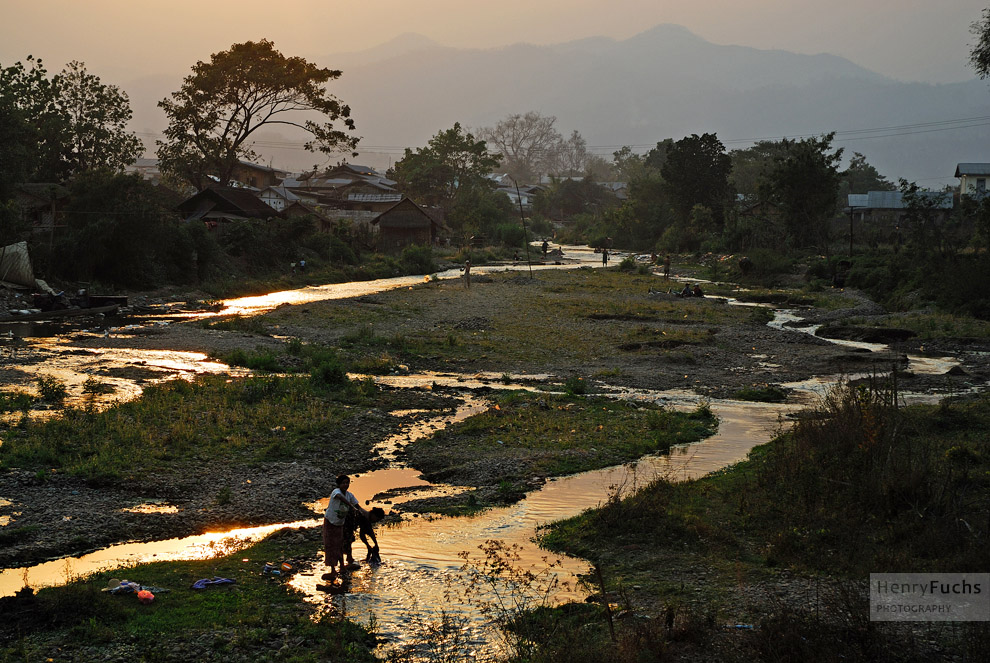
[0,249,963,656]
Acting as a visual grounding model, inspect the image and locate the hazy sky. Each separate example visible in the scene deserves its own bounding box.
[2,0,987,84]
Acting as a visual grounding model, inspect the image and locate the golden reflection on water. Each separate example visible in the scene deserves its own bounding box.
[0,520,317,597]
[121,502,180,515]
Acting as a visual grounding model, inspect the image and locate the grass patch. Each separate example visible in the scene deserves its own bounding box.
[0,373,392,481]
[0,390,34,413]
[731,384,789,403]
[404,391,718,487]
[844,310,990,340]
[203,314,269,334]
[0,529,377,662]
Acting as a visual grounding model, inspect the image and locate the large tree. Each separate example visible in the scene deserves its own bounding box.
[760,133,843,248]
[660,133,734,228]
[157,40,359,190]
[479,112,592,183]
[729,140,792,198]
[841,152,895,195]
[58,61,143,175]
[1,57,142,185]
[971,7,990,79]
[388,122,501,210]
[1,57,68,183]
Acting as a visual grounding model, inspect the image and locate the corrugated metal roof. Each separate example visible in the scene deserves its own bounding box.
[955,163,990,177]
[347,193,403,202]
[847,194,869,208]
[861,190,952,209]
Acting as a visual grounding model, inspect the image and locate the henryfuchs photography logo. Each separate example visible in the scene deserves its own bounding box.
[871,573,990,622]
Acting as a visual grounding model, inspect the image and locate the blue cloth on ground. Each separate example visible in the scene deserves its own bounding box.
[191,577,236,590]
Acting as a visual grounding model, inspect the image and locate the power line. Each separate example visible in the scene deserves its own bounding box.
[132,113,990,158]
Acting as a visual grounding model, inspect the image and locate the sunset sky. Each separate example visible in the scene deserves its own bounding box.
[2,0,987,84]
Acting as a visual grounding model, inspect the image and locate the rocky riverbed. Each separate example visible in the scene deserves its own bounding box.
[2,274,989,571]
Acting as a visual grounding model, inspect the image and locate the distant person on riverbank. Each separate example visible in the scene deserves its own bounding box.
[693,284,704,297]
[323,474,369,580]
[463,260,471,288]
[663,255,671,280]
[602,248,609,266]
[679,284,692,297]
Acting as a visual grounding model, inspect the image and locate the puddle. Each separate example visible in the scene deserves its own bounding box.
[121,502,180,515]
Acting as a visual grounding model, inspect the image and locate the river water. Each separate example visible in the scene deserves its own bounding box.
[0,248,965,657]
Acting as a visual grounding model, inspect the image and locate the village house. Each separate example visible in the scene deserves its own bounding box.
[230,161,287,189]
[177,186,277,225]
[371,197,446,252]
[846,190,953,245]
[12,183,70,234]
[258,185,317,212]
[955,163,990,197]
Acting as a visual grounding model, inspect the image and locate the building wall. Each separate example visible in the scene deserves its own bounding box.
[960,174,989,196]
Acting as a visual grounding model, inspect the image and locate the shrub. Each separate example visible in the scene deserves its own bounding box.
[399,244,437,275]
[37,375,67,403]
[310,357,349,390]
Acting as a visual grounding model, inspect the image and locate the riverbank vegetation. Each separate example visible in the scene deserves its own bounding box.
[0,374,444,483]
[532,384,990,661]
[0,529,379,663]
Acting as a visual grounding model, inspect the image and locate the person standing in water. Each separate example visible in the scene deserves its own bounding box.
[323,474,369,580]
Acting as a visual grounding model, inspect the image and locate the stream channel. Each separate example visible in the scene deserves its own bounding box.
[0,247,964,656]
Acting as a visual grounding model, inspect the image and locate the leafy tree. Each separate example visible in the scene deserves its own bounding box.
[643,138,675,172]
[760,133,843,248]
[970,7,990,79]
[898,179,956,259]
[534,178,619,221]
[660,133,733,228]
[1,57,142,184]
[54,171,201,287]
[157,40,358,190]
[447,182,514,239]
[840,152,895,195]
[611,146,644,182]
[0,57,68,183]
[729,140,792,198]
[58,61,143,174]
[388,123,501,212]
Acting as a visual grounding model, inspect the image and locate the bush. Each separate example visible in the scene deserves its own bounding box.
[496,222,528,247]
[37,375,67,403]
[399,244,437,275]
[310,357,349,390]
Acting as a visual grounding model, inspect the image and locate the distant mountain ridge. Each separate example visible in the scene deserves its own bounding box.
[319,24,988,184]
[126,24,990,184]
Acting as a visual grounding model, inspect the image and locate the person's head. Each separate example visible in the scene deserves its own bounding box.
[335,474,350,489]
[369,507,386,523]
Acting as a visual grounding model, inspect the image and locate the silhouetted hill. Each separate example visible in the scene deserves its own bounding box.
[324,24,989,184]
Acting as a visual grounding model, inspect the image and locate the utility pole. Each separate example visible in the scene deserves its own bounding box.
[513,179,533,278]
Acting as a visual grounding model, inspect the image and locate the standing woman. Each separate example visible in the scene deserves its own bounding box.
[323,474,368,581]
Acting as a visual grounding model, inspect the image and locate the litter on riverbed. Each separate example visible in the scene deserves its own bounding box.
[191,577,236,590]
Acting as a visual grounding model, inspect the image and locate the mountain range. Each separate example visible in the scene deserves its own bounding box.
[126,24,990,185]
